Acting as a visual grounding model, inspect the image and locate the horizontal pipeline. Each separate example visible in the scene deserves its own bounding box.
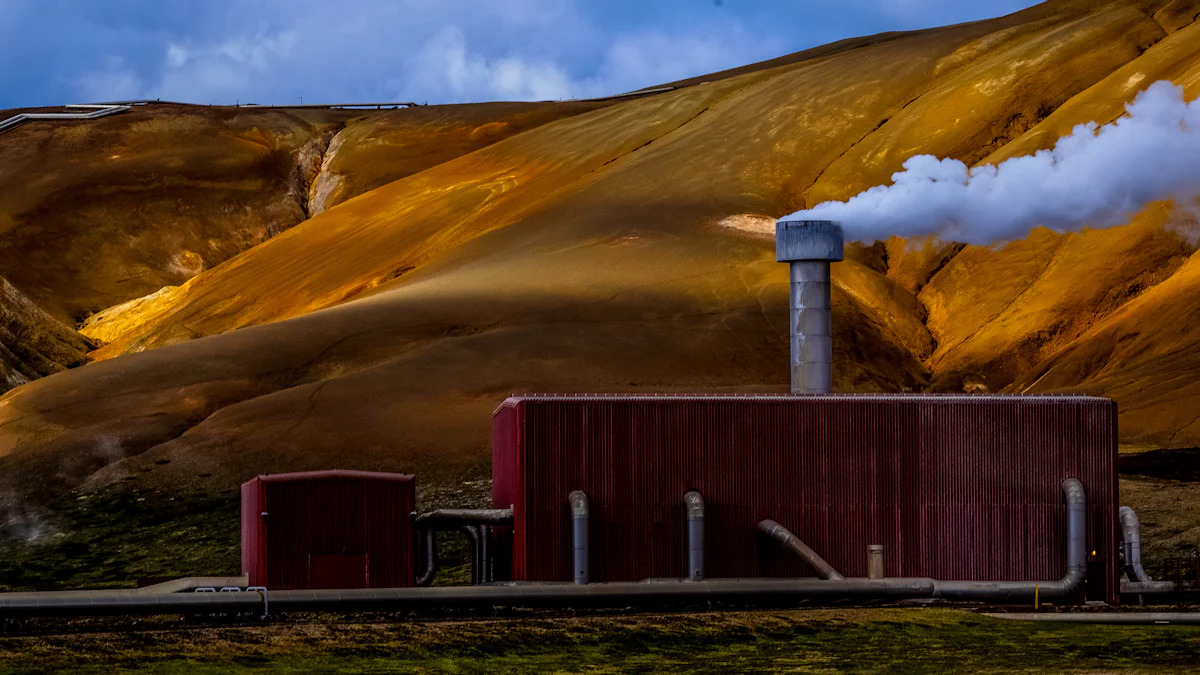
[1121,581,1188,595]
[0,578,937,618]
[989,612,1200,625]
[414,509,513,526]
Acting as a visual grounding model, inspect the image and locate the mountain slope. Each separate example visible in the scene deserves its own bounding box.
[0,0,1199,505]
[0,277,94,393]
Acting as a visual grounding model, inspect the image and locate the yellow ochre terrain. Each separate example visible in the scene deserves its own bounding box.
[1,0,1199,504]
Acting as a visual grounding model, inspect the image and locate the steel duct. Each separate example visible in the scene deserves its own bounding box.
[757,520,844,580]
[775,219,844,394]
[684,491,705,581]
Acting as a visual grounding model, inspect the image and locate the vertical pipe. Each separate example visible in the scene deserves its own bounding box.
[569,491,589,585]
[1066,481,1086,586]
[789,261,833,394]
[416,529,437,587]
[684,491,705,581]
[1119,506,1151,582]
[459,525,482,585]
[868,545,884,580]
[479,525,491,584]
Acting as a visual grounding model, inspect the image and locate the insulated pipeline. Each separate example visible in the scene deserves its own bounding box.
[0,579,942,618]
[414,509,513,527]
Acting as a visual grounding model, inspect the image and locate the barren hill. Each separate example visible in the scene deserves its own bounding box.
[1,0,1199,504]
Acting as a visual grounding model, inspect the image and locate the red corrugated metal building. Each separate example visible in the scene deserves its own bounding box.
[492,394,1119,604]
[241,470,416,590]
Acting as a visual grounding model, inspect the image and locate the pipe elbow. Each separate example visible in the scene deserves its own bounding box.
[1062,478,1085,506]
[568,491,589,518]
[683,491,704,520]
[1119,505,1151,582]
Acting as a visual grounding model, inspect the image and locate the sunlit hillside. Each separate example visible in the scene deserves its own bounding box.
[1,0,1200,505]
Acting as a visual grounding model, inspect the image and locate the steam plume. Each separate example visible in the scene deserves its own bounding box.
[784,81,1200,245]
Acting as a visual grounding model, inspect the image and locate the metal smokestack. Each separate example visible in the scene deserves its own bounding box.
[775,219,844,394]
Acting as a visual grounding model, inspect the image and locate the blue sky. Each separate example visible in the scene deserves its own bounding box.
[1,1,1041,109]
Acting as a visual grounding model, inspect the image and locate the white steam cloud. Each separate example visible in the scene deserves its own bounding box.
[785,81,1200,245]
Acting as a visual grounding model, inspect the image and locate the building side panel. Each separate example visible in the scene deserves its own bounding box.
[500,396,1117,603]
[252,473,415,590]
[240,479,262,585]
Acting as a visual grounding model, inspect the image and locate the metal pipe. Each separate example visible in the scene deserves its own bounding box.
[569,491,590,585]
[1119,506,1152,582]
[934,479,1087,602]
[460,525,482,586]
[0,104,131,134]
[416,529,437,587]
[413,509,512,586]
[1121,580,1180,595]
[757,520,844,580]
[775,219,844,394]
[479,525,491,584]
[989,612,1200,625]
[0,578,942,618]
[414,509,513,527]
[684,491,705,581]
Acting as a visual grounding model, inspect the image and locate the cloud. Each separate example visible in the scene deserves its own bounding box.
[397,23,776,103]
[70,57,145,102]
[405,26,574,103]
[151,33,300,103]
[0,0,1042,108]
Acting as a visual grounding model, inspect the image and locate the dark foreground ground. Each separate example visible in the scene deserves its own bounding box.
[0,448,1196,672]
[1,608,1199,674]
[2,448,1196,592]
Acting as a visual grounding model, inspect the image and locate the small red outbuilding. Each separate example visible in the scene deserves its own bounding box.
[241,470,416,590]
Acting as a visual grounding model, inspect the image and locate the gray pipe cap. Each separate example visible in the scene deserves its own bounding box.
[776,219,844,262]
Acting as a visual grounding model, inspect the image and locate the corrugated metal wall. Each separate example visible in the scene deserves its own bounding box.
[492,395,1118,604]
[241,470,416,589]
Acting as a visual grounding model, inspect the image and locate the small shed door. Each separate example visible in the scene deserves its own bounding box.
[308,552,370,589]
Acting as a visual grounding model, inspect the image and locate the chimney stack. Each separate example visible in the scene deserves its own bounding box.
[775,219,844,394]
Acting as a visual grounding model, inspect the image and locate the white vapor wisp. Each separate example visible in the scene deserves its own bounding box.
[783,81,1200,245]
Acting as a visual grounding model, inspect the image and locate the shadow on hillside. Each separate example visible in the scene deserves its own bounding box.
[1120,448,1200,482]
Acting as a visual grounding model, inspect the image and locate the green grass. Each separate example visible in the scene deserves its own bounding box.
[0,608,1198,673]
[0,486,241,591]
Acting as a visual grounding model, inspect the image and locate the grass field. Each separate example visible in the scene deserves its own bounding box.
[0,608,1199,674]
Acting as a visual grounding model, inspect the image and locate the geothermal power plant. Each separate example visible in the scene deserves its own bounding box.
[0,218,1177,618]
